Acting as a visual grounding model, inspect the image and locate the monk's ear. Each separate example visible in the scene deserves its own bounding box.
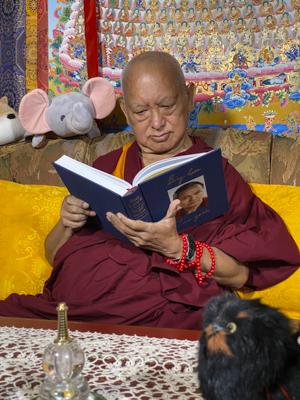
[119,97,129,122]
[186,82,195,112]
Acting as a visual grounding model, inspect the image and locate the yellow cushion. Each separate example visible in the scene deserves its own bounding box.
[237,183,300,320]
[0,180,299,320]
[0,180,68,299]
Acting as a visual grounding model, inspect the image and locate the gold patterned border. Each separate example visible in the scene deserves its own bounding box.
[26,0,38,92]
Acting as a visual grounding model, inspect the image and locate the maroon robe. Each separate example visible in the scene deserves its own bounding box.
[0,137,299,329]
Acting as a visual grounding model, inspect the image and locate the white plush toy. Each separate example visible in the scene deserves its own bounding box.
[0,96,25,145]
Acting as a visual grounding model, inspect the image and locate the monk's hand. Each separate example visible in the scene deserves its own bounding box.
[61,195,96,230]
[106,200,183,258]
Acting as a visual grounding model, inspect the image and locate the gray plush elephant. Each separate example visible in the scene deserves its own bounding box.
[19,77,116,148]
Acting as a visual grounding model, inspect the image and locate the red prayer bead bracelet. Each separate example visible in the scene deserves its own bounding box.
[165,234,216,285]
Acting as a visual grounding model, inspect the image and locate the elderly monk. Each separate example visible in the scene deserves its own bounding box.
[0,52,299,328]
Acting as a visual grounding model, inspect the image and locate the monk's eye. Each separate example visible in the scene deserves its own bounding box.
[226,322,237,334]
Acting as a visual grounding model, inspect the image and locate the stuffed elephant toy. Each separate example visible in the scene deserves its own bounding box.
[19,77,116,148]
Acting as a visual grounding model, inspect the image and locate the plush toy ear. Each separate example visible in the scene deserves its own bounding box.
[82,77,116,119]
[0,96,9,104]
[18,89,51,134]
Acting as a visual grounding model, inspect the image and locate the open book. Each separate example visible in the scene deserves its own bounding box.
[54,148,229,240]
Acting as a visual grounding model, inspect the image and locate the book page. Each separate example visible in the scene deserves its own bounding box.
[132,152,209,186]
[55,155,132,196]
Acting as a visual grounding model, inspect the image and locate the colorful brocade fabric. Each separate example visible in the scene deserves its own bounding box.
[26,0,38,92]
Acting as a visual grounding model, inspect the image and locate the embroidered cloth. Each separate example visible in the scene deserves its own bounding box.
[0,326,202,399]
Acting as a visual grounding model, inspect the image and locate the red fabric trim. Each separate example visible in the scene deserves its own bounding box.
[37,0,48,91]
[84,0,99,78]
[265,385,292,400]
[280,385,292,400]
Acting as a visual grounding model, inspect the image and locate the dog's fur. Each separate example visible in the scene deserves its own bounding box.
[198,293,300,400]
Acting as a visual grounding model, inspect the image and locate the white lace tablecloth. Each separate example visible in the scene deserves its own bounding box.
[0,326,203,400]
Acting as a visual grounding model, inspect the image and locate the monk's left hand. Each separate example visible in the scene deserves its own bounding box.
[106,200,183,259]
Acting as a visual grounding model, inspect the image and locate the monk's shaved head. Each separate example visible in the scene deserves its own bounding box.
[119,50,194,159]
[121,51,187,101]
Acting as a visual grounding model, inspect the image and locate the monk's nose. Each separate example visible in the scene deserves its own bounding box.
[150,109,165,130]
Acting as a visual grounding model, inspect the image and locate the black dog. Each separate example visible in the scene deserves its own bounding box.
[198,293,300,400]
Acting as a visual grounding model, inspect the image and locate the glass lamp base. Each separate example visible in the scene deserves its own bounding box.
[39,375,90,400]
[34,392,106,400]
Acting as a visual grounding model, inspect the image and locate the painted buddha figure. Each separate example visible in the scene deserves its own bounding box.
[179,20,190,36]
[113,20,124,35]
[274,26,289,47]
[159,8,168,23]
[280,11,292,27]
[144,8,156,24]
[149,0,160,11]
[244,3,254,19]
[124,21,135,36]
[260,1,274,17]
[264,14,277,30]
[249,17,261,32]
[240,30,254,46]
[175,35,188,52]
[144,34,156,48]
[180,0,189,12]
[166,20,177,36]
[187,7,196,22]
[215,6,224,21]
[103,32,115,47]
[207,19,218,35]
[153,21,163,37]
[200,7,211,22]
[105,8,116,21]
[196,0,206,8]
[115,34,127,48]
[235,17,246,32]
[160,33,173,50]
[130,32,143,49]
[222,18,231,34]
[194,20,204,35]
[102,20,112,33]
[139,21,148,36]
[275,0,286,14]
[131,8,141,23]
[118,7,129,22]
[229,5,241,20]
[209,0,218,10]
[174,8,183,23]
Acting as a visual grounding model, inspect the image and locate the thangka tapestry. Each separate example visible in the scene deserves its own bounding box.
[48,0,88,97]
[97,0,300,135]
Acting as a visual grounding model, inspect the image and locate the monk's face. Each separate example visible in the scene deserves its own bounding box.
[177,184,205,214]
[120,63,194,157]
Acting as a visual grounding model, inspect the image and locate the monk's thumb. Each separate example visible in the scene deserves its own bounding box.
[164,199,182,219]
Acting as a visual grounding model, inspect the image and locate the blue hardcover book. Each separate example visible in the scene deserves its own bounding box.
[54,148,229,240]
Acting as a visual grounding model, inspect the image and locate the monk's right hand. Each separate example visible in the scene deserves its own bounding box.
[60,195,96,230]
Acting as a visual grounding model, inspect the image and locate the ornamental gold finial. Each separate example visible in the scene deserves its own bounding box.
[55,302,72,345]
